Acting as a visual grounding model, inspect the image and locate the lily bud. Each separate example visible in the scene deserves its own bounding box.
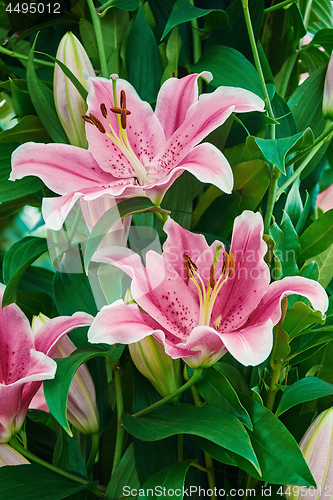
[54,32,95,148]
[0,444,30,466]
[31,314,100,435]
[323,55,333,120]
[129,336,182,401]
[285,408,333,499]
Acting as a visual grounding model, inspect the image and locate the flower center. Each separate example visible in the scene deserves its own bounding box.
[183,246,235,327]
[82,74,149,185]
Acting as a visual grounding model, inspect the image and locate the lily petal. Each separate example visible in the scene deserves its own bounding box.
[219,319,274,366]
[155,72,212,140]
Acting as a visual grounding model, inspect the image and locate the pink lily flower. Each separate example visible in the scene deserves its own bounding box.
[88,211,328,368]
[0,283,93,442]
[10,73,264,230]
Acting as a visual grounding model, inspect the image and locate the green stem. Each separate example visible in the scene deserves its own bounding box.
[111,362,125,476]
[264,169,280,233]
[0,46,54,67]
[133,368,203,418]
[266,359,283,412]
[86,433,100,472]
[188,0,201,65]
[303,0,314,30]
[97,0,114,14]
[275,142,324,199]
[263,0,296,14]
[192,385,216,500]
[9,437,104,497]
[242,0,275,122]
[86,0,108,78]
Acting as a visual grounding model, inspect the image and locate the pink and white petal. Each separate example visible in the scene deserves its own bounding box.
[0,302,34,384]
[0,444,30,465]
[162,218,210,280]
[212,211,270,331]
[220,319,274,366]
[88,300,165,345]
[11,143,113,194]
[180,325,227,368]
[317,186,333,212]
[0,385,25,441]
[131,251,199,337]
[178,142,234,193]
[155,86,264,171]
[29,386,49,412]
[248,276,328,327]
[42,192,84,230]
[34,312,94,356]
[92,246,145,281]
[86,78,165,177]
[155,72,212,140]
[19,350,56,384]
[152,329,199,360]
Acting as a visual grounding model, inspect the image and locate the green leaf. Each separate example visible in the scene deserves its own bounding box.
[312,242,333,288]
[246,128,314,174]
[44,345,124,434]
[0,115,51,143]
[84,197,169,270]
[269,213,300,277]
[105,443,140,500]
[282,180,303,228]
[16,291,53,321]
[126,4,162,102]
[27,38,68,144]
[140,461,193,500]
[0,464,96,500]
[196,368,252,430]
[53,272,99,317]
[283,302,326,341]
[2,237,48,307]
[275,377,333,417]
[306,0,333,34]
[161,0,228,40]
[0,143,43,202]
[191,45,263,98]
[160,26,182,85]
[98,0,139,11]
[298,209,333,262]
[122,404,261,473]
[308,28,333,52]
[10,78,35,119]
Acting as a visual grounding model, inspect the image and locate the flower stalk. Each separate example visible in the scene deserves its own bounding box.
[86,0,108,78]
[111,362,125,476]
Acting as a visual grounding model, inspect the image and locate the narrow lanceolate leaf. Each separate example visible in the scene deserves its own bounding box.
[246,128,314,174]
[275,377,333,417]
[84,197,169,270]
[298,209,333,262]
[2,237,48,307]
[0,464,97,499]
[313,243,333,288]
[122,404,261,473]
[44,345,124,435]
[27,38,69,144]
[161,0,228,39]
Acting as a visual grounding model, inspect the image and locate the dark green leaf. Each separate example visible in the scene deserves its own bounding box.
[126,4,162,102]
[27,38,68,144]
[283,301,326,341]
[161,0,227,40]
[53,272,99,317]
[269,213,300,277]
[192,45,263,98]
[10,79,35,119]
[122,404,260,472]
[298,209,333,261]
[0,464,96,500]
[44,345,124,434]
[276,377,333,416]
[105,443,140,500]
[141,461,193,500]
[0,115,51,143]
[2,237,48,307]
